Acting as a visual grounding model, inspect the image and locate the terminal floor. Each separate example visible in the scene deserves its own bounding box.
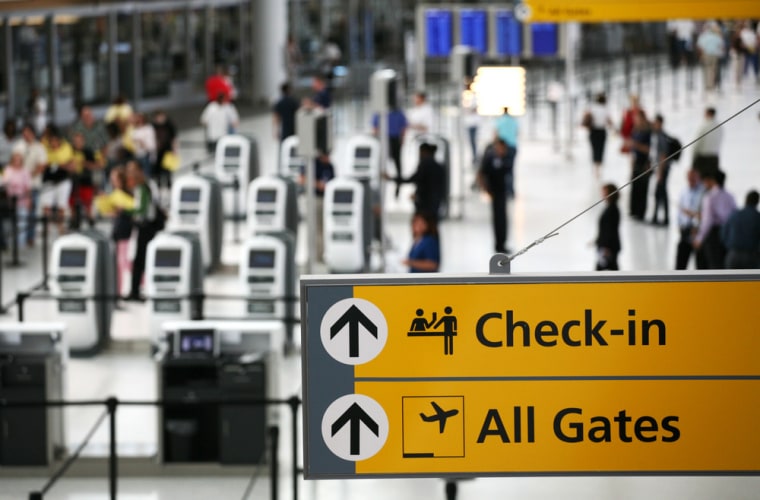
[2,73,760,499]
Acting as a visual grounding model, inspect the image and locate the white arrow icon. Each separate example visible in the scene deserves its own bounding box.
[320,298,388,365]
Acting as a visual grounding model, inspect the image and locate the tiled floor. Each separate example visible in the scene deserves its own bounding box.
[1,62,760,499]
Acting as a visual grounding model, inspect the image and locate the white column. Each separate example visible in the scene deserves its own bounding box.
[252,0,288,105]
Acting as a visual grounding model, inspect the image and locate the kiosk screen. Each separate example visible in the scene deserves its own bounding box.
[334,190,353,204]
[155,249,182,268]
[225,146,241,158]
[354,147,372,159]
[257,189,277,203]
[177,329,216,357]
[60,249,86,267]
[249,250,276,269]
[180,188,201,203]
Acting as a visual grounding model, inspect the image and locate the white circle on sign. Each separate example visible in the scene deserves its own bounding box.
[322,393,389,462]
[320,298,388,365]
[515,3,532,22]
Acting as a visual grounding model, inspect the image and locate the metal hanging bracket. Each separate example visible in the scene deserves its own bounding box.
[489,254,511,275]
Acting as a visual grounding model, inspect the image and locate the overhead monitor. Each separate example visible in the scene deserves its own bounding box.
[59,249,87,268]
[155,249,182,268]
[333,190,354,204]
[531,23,558,56]
[180,188,201,203]
[495,10,522,57]
[425,9,453,57]
[249,250,276,269]
[459,9,487,54]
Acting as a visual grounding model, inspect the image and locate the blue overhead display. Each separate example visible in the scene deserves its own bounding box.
[495,10,522,57]
[531,22,559,56]
[459,9,488,54]
[425,9,453,57]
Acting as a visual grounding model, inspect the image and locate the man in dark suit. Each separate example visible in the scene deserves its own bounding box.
[478,138,513,253]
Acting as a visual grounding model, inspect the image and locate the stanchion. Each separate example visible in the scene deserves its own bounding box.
[269,426,280,500]
[107,397,118,500]
[41,215,50,290]
[28,492,43,500]
[7,196,23,267]
[288,396,300,500]
[16,291,27,321]
[232,175,241,243]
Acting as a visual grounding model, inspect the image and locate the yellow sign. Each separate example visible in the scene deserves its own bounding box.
[354,281,760,378]
[302,275,760,478]
[355,379,760,474]
[522,0,760,22]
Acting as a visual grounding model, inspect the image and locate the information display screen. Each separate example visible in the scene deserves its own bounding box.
[425,9,453,57]
[256,189,277,203]
[180,188,201,203]
[225,146,241,158]
[531,23,559,56]
[155,249,181,268]
[249,250,276,269]
[495,10,523,57]
[333,190,354,204]
[178,329,216,357]
[354,147,372,159]
[459,9,487,54]
[59,249,87,268]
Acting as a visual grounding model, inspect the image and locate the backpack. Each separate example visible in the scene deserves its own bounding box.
[665,135,682,162]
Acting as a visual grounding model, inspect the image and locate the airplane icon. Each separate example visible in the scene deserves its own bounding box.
[419,401,460,434]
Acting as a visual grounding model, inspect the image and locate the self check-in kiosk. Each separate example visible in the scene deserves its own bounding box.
[0,322,66,466]
[168,174,223,272]
[323,178,371,273]
[146,232,204,340]
[214,135,259,220]
[50,231,115,356]
[246,175,298,239]
[279,135,305,182]
[239,233,296,346]
[343,135,381,186]
[156,320,284,465]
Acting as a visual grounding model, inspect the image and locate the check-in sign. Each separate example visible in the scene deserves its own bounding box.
[520,0,760,22]
[301,273,760,478]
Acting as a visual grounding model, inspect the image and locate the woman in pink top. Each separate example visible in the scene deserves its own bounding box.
[3,150,32,248]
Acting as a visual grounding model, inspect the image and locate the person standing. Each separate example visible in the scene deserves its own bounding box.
[311,75,331,110]
[129,113,157,179]
[596,183,621,271]
[70,132,103,228]
[152,110,177,192]
[200,93,239,154]
[697,22,726,92]
[372,107,408,197]
[407,91,434,135]
[478,138,513,254]
[14,124,47,247]
[693,169,736,269]
[107,166,134,298]
[404,211,440,273]
[299,150,335,263]
[628,110,651,220]
[494,107,519,194]
[650,114,674,226]
[583,92,612,177]
[693,107,723,163]
[41,129,75,236]
[722,190,760,269]
[675,168,705,270]
[392,143,446,219]
[272,82,300,142]
[2,149,32,250]
[739,21,759,84]
[0,119,18,167]
[619,94,641,154]
[126,162,160,301]
[463,81,480,163]
[70,105,108,154]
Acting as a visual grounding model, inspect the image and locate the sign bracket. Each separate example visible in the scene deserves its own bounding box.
[489,253,511,275]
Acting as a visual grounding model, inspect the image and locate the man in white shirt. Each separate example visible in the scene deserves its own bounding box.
[407,91,434,135]
[200,94,239,153]
[13,123,47,246]
[692,107,722,160]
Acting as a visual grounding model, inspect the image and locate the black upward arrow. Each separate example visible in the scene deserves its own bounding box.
[330,305,378,358]
[331,402,379,456]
